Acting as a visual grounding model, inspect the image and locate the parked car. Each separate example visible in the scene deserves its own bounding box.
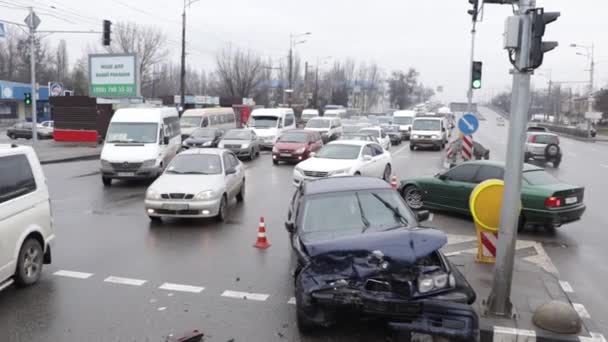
[399,160,585,231]
[0,145,54,291]
[38,121,54,138]
[305,117,343,143]
[6,122,53,140]
[272,130,323,165]
[285,177,478,338]
[358,127,391,150]
[338,133,379,143]
[524,132,562,168]
[293,140,392,187]
[145,148,245,222]
[182,128,224,150]
[300,109,319,125]
[575,123,597,137]
[218,129,261,160]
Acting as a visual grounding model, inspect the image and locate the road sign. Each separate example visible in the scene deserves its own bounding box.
[24,12,41,30]
[0,22,6,38]
[49,82,63,96]
[584,112,602,120]
[462,135,474,160]
[459,113,479,135]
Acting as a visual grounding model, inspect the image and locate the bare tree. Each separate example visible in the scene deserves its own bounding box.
[55,39,69,84]
[70,56,89,96]
[212,46,264,99]
[389,68,419,109]
[0,26,21,81]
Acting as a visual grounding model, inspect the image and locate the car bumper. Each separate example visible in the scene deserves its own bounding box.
[525,152,561,161]
[387,135,401,143]
[224,147,253,157]
[101,166,162,179]
[145,198,222,218]
[411,139,442,147]
[524,204,586,227]
[273,152,309,163]
[399,131,411,139]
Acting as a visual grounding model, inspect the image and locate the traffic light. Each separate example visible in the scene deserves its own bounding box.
[529,8,560,70]
[102,20,112,46]
[468,0,479,22]
[24,92,32,105]
[471,61,483,89]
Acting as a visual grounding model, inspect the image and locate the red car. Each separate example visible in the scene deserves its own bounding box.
[272,130,323,165]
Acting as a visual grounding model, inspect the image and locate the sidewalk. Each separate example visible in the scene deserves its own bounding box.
[448,253,604,341]
[1,130,101,164]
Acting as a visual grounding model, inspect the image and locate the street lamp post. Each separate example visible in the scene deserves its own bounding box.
[180,0,200,113]
[313,56,332,110]
[288,32,311,106]
[571,43,595,138]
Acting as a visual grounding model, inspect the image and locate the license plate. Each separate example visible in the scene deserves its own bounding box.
[117,172,134,177]
[280,153,292,157]
[565,197,577,205]
[163,203,189,210]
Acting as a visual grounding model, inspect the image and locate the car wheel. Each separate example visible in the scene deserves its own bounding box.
[216,195,227,222]
[236,181,245,203]
[256,148,260,157]
[296,275,320,334]
[102,177,112,187]
[248,148,255,161]
[382,164,391,181]
[553,159,561,168]
[149,216,162,223]
[272,159,279,165]
[410,144,415,151]
[544,143,560,160]
[354,171,361,176]
[403,185,424,210]
[517,215,526,232]
[15,238,44,287]
[7,133,15,140]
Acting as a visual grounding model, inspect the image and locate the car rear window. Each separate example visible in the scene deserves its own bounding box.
[523,170,559,185]
[531,134,559,144]
[0,154,37,204]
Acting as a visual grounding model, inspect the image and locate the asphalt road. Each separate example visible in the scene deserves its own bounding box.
[0,107,605,341]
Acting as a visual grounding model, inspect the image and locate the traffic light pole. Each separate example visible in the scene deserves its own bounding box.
[485,0,535,317]
[466,20,477,113]
[28,7,38,145]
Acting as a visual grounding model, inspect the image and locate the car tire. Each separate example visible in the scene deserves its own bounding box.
[149,216,162,223]
[272,159,279,165]
[403,185,424,210]
[248,148,255,161]
[553,158,561,168]
[382,164,391,182]
[517,215,526,232]
[354,171,361,176]
[410,144,415,151]
[216,195,227,222]
[7,133,15,140]
[236,181,245,203]
[102,177,112,187]
[256,148,260,157]
[295,275,319,335]
[544,143,560,160]
[14,238,44,287]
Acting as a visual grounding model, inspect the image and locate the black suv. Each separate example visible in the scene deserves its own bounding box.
[285,177,478,340]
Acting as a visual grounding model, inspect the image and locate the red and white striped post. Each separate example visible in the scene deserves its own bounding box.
[462,135,474,161]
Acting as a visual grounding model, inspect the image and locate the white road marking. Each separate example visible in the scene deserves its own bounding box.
[221,290,269,302]
[159,282,204,294]
[573,303,591,319]
[157,307,167,311]
[493,326,536,341]
[103,276,147,286]
[579,333,607,342]
[559,280,574,293]
[54,270,94,279]
[428,213,434,222]
[392,144,410,156]
[444,252,462,257]
[287,297,296,305]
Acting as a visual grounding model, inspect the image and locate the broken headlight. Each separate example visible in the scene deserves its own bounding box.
[417,272,454,294]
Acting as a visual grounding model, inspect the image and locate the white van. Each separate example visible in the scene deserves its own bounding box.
[248,108,296,148]
[180,107,237,139]
[410,117,448,151]
[305,117,343,142]
[301,109,319,124]
[1,145,54,290]
[323,109,348,119]
[100,107,181,186]
[393,110,416,140]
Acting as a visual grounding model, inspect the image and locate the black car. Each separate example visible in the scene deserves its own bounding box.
[381,124,402,145]
[285,177,478,340]
[181,128,223,149]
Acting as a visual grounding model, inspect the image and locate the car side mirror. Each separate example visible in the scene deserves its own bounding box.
[417,210,431,222]
[226,168,237,175]
[363,155,372,161]
[285,222,295,233]
[438,174,447,181]
[163,136,170,145]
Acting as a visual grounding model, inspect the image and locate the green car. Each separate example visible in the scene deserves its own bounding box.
[398,160,585,230]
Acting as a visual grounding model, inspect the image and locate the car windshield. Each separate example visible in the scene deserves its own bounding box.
[359,129,380,138]
[106,122,158,144]
[191,128,217,138]
[301,190,414,239]
[249,116,278,128]
[523,170,560,185]
[306,119,330,129]
[302,113,317,119]
[224,130,251,140]
[316,144,361,159]
[413,119,440,131]
[165,154,222,175]
[180,116,201,128]
[340,134,369,141]
[393,116,413,125]
[278,132,308,143]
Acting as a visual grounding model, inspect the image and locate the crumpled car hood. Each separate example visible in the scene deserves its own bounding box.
[302,228,447,265]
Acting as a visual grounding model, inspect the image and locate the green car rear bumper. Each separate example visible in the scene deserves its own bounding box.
[523,204,586,227]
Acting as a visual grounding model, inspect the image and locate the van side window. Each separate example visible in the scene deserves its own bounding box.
[201,117,209,127]
[0,154,37,204]
[210,115,218,125]
[163,117,180,138]
[284,114,294,127]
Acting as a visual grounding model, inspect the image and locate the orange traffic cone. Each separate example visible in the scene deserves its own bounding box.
[254,217,271,249]
[391,176,398,190]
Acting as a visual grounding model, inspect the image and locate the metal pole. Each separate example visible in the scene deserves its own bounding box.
[485,0,534,317]
[180,0,187,112]
[588,44,594,138]
[29,7,38,145]
[466,21,477,114]
[314,63,319,110]
[288,34,293,107]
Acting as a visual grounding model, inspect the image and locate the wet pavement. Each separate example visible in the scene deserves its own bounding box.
[0,107,606,341]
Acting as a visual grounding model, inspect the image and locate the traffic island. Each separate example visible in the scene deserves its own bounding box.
[448,253,604,341]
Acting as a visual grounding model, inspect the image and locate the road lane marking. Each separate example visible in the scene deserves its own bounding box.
[104,276,147,286]
[221,290,269,302]
[157,307,167,311]
[493,326,536,339]
[391,144,410,156]
[579,333,607,342]
[287,297,296,305]
[54,270,94,279]
[559,280,574,293]
[601,164,608,169]
[573,303,591,319]
[159,282,204,293]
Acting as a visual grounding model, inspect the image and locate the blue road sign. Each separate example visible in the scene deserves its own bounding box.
[459,113,479,135]
[0,23,5,38]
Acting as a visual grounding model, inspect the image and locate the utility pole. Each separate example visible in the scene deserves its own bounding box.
[28,7,38,145]
[588,44,595,138]
[314,64,319,110]
[179,0,187,113]
[304,61,309,107]
[466,21,477,113]
[485,0,535,316]
[288,35,293,107]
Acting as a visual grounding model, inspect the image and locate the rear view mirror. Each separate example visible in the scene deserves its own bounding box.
[226,168,237,175]
[416,210,431,222]
[285,222,295,233]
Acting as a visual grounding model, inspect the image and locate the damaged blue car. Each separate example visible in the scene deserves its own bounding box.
[285,177,478,340]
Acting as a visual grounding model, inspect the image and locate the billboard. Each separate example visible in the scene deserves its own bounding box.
[89,54,139,98]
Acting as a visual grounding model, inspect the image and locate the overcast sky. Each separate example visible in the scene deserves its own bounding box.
[1,0,606,103]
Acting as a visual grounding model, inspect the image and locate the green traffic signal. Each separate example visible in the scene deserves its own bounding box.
[472,79,482,90]
[24,92,32,105]
[471,61,483,90]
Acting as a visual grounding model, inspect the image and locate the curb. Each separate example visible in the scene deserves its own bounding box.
[40,154,100,165]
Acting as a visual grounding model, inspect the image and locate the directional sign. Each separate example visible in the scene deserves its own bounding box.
[459,113,479,135]
[24,12,41,30]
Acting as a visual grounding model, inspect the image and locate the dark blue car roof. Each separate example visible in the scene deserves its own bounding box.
[302,176,391,196]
